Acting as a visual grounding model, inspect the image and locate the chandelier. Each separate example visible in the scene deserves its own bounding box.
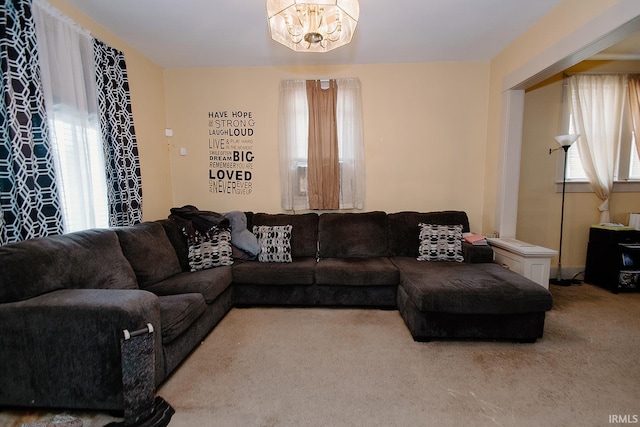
[266,0,359,53]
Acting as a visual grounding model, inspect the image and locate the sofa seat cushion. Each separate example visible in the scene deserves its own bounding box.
[232,257,316,285]
[143,266,232,304]
[157,293,207,344]
[315,257,399,286]
[392,257,552,315]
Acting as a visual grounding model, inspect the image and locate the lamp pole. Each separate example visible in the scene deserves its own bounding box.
[553,144,570,284]
[549,134,580,286]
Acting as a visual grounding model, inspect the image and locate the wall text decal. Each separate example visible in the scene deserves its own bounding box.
[207,110,254,195]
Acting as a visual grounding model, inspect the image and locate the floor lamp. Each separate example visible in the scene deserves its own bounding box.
[549,134,581,286]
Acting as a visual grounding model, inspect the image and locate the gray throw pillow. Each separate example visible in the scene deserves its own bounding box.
[224,211,260,257]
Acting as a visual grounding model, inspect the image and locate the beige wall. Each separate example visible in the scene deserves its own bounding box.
[51,0,172,221]
[484,0,638,274]
[52,0,638,244]
[47,1,492,231]
[483,0,631,235]
[163,63,490,231]
[519,60,640,270]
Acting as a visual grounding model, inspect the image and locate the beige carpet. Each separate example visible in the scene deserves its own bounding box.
[2,283,640,427]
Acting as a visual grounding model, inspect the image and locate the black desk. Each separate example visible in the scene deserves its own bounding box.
[584,226,640,293]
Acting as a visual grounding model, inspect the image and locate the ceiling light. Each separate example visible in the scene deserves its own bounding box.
[266,0,359,53]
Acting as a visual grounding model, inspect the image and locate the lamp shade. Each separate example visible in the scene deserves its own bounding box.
[266,0,359,53]
[554,134,580,148]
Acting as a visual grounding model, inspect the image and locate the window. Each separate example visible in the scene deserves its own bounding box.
[559,74,640,192]
[629,137,640,179]
[34,1,109,233]
[563,91,638,182]
[279,78,365,210]
[50,115,109,232]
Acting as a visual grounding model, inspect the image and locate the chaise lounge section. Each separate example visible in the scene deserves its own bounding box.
[386,211,552,342]
[394,260,552,342]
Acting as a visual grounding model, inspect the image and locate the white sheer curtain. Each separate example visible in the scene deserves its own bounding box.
[279,80,309,210]
[567,74,627,223]
[629,76,640,160]
[279,78,365,210]
[336,78,365,209]
[33,0,109,232]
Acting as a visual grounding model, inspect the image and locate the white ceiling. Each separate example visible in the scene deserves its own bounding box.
[592,30,640,60]
[63,0,565,68]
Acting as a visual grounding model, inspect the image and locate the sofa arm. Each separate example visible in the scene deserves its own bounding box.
[0,288,162,411]
[462,242,494,263]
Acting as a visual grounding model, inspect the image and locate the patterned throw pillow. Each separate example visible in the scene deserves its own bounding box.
[187,229,234,272]
[253,225,293,263]
[417,223,464,262]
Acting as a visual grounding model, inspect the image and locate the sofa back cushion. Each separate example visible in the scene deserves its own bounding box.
[388,211,471,257]
[252,213,319,258]
[0,229,138,303]
[318,211,388,258]
[115,222,182,288]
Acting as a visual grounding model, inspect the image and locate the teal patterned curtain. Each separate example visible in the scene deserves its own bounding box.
[93,39,142,227]
[0,0,63,244]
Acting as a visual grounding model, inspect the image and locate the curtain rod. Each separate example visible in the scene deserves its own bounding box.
[564,72,638,76]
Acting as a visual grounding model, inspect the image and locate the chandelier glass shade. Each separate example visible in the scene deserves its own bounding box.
[266,0,359,52]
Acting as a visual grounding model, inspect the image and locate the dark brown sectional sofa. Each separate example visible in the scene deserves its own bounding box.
[0,210,552,421]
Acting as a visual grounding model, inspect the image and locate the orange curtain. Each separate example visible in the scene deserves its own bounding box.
[306,79,339,210]
[629,76,640,159]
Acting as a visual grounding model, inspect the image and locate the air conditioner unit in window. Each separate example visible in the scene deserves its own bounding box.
[297,163,308,197]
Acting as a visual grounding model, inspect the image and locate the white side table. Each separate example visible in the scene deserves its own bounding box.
[486,238,557,289]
